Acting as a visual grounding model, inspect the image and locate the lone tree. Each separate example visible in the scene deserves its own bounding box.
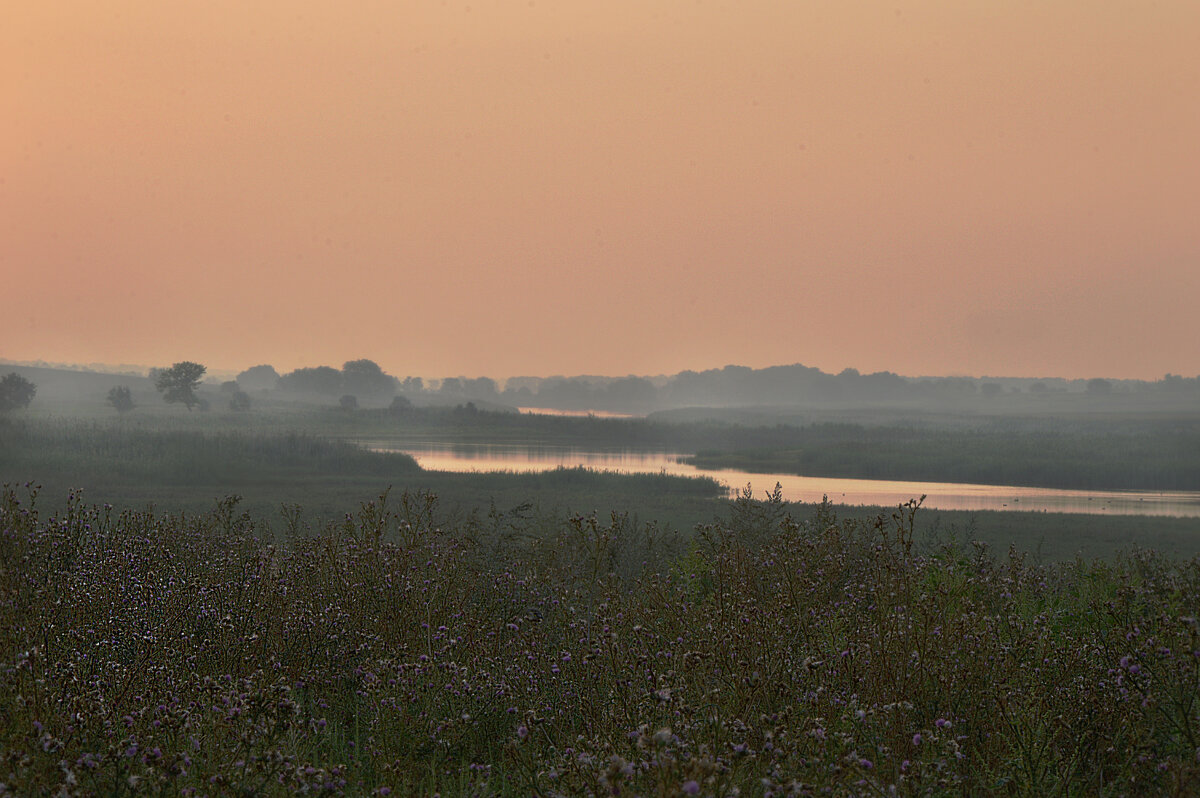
[0,372,36,413]
[229,389,252,412]
[106,385,135,414]
[154,361,206,411]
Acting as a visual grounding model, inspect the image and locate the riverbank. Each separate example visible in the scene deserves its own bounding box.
[11,401,1200,492]
[4,420,1199,560]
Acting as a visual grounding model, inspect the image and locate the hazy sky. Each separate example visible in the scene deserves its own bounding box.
[3,1,1197,380]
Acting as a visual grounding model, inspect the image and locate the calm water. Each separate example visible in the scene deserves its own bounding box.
[363,442,1200,518]
[515,407,637,418]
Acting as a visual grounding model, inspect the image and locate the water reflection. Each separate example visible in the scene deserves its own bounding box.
[363,442,1200,519]
[516,407,637,419]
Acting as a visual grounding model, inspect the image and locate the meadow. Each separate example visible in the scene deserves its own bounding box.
[4,418,1200,561]
[4,408,1200,794]
[3,485,1200,795]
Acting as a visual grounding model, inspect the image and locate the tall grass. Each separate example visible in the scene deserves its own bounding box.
[0,421,421,484]
[2,486,1199,795]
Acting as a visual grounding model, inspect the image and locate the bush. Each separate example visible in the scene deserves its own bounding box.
[0,372,36,412]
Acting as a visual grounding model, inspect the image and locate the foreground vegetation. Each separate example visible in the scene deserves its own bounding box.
[3,486,1200,795]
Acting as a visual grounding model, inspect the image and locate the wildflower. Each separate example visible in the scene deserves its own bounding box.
[682,780,701,795]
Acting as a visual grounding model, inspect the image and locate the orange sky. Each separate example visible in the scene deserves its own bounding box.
[3,1,1198,380]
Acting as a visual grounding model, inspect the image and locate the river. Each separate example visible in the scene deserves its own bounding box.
[361,442,1200,518]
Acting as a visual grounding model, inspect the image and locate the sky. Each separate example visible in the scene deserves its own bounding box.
[3,1,1198,381]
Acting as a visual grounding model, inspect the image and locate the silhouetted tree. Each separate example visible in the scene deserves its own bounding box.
[0,373,36,413]
[1087,378,1114,396]
[229,389,252,412]
[236,364,280,391]
[154,361,206,411]
[462,377,498,400]
[342,359,397,399]
[339,394,358,410]
[278,366,342,395]
[603,376,657,409]
[106,385,135,414]
[390,395,413,412]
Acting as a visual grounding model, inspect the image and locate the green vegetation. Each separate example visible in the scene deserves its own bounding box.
[0,372,36,413]
[681,421,1200,491]
[150,403,1195,493]
[3,487,1200,795]
[0,420,726,534]
[345,407,1200,491]
[106,385,136,415]
[153,361,207,411]
[4,418,1200,561]
[2,391,1199,793]
[7,361,1200,492]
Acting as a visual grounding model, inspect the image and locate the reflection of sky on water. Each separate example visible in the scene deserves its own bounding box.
[362,442,1200,519]
[516,407,637,419]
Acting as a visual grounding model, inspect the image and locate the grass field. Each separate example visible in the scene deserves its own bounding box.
[3,485,1200,795]
[3,408,1200,794]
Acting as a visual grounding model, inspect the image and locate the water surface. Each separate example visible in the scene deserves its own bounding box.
[363,442,1200,518]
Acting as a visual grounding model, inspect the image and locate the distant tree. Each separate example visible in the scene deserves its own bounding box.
[219,380,239,394]
[339,394,358,410]
[236,364,280,392]
[981,382,1003,398]
[390,395,413,412]
[603,376,657,409]
[1029,381,1050,395]
[462,377,499,400]
[0,373,36,413]
[534,377,596,409]
[154,361,206,411]
[229,389,252,412]
[439,377,463,395]
[342,359,397,399]
[1160,374,1197,393]
[1087,378,1113,396]
[506,385,534,404]
[106,385,135,414]
[400,376,425,394]
[278,366,343,395]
